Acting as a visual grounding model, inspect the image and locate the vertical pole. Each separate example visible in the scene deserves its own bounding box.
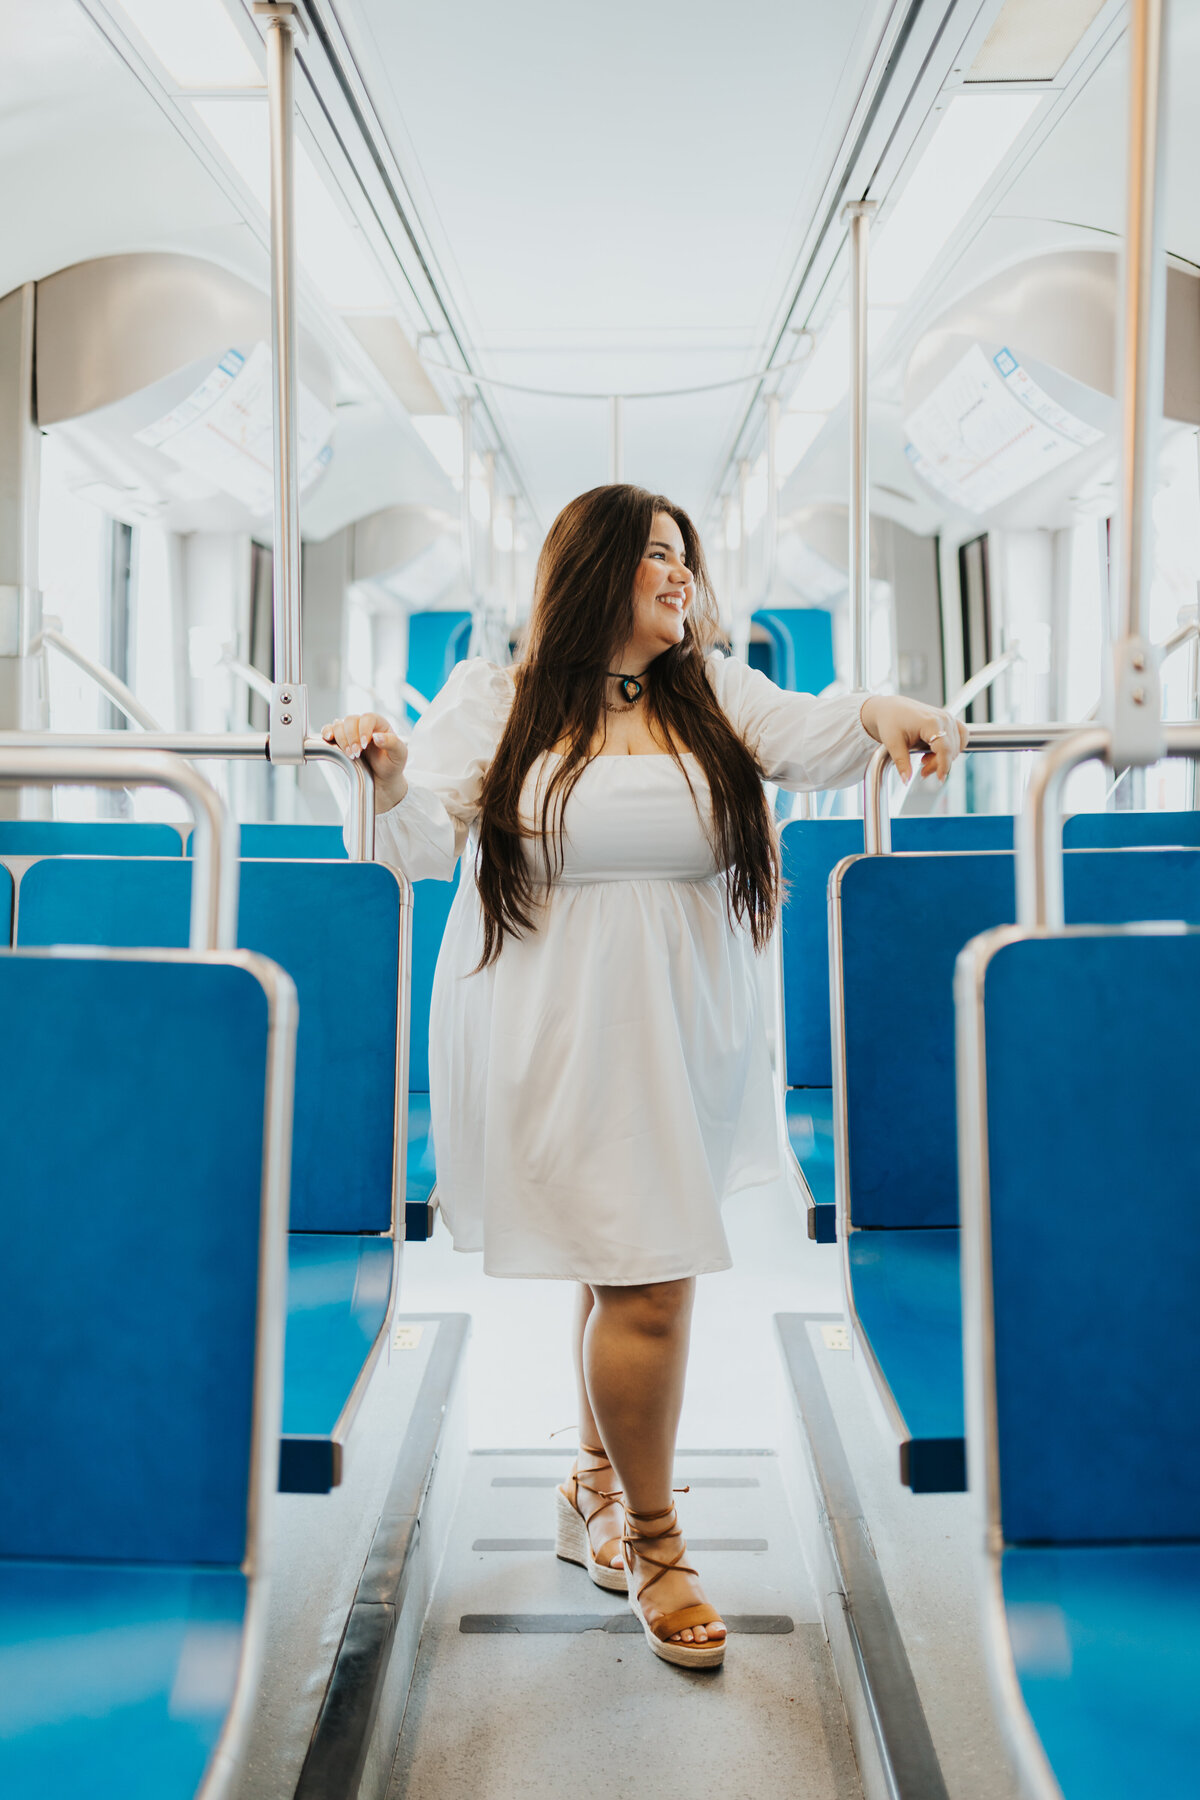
[0,282,47,818]
[255,1,307,762]
[762,393,780,608]
[843,202,876,692]
[460,394,476,597]
[734,458,751,663]
[1107,0,1168,768]
[609,395,624,484]
[484,450,497,600]
[504,495,519,634]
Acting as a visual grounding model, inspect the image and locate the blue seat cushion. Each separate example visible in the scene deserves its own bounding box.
[406,1094,437,1241]
[1003,1544,1200,1800]
[0,1561,245,1800]
[784,1089,835,1242]
[280,1235,393,1493]
[848,1228,965,1492]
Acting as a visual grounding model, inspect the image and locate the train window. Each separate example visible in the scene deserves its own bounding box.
[957,535,992,726]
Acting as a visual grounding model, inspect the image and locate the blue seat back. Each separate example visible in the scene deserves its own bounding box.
[0,952,288,1565]
[781,815,1014,1086]
[16,858,402,1232]
[407,610,471,720]
[971,931,1200,1543]
[751,608,836,692]
[0,866,10,943]
[839,848,1200,1228]
[0,821,184,857]
[1063,810,1200,848]
[409,873,458,1093]
[231,823,347,859]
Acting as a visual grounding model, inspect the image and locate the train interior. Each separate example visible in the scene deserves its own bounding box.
[1,1,1198,1797]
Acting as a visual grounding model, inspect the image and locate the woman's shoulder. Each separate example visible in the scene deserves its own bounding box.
[430,656,516,716]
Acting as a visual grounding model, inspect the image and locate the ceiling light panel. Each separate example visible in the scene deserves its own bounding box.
[111,0,262,88]
[870,94,1042,307]
[967,0,1108,84]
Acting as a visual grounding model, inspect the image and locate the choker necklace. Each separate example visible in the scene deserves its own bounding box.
[607,671,645,704]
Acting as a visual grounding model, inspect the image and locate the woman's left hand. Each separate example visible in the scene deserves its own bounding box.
[859,696,967,784]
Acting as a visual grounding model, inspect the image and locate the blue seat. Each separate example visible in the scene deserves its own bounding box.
[405,873,459,1240]
[779,815,1012,1238]
[0,949,293,1799]
[15,856,405,1494]
[0,820,185,857]
[958,928,1200,1798]
[1063,807,1200,848]
[215,823,347,859]
[783,1089,835,1241]
[832,847,1200,1489]
[847,1230,964,1492]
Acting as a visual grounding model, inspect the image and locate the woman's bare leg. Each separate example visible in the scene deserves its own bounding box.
[582,1278,725,1645]
[564,1282,624,1569]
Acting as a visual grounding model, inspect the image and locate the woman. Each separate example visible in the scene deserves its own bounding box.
[323,484,963,1670]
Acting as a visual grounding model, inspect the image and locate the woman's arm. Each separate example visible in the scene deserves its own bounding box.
[706,654,964,790]
[322,659,515,879]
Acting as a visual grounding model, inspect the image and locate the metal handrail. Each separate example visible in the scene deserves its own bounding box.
[1019,723,1200,928]
[946,647,1022,720]
[0,732,375,861]
[0,747,237,950]
[863,726,1082,854]
[33,625,164,732]
[844,202,876,691]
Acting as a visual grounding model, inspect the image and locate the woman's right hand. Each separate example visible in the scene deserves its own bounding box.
[321,712,409,812]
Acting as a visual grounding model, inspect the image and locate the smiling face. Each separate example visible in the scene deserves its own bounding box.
[619,511,695,672]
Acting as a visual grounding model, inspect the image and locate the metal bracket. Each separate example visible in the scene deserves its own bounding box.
[269,682,309,764]
[1101,635,1166,769]
[252,1,309,37]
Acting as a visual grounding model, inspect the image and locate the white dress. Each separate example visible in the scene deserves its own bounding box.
[371,653,875,1284]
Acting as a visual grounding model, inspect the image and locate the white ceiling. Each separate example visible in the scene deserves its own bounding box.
[335,0,896,525]
[5,0,1200,563]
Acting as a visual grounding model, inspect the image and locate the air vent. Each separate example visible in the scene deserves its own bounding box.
[967,0,1107,83]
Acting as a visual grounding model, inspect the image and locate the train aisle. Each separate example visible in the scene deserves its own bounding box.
[388,1176,862,1799]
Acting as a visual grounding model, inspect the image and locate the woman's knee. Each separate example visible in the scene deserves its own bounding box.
[593,1277,693,1339]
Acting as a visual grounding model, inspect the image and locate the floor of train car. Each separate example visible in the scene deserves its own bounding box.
[390,1174,1019,1800]
[393,1177,861,1800]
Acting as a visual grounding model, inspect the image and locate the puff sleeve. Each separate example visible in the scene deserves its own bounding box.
[357,658,515,880]
[705,652,876,791]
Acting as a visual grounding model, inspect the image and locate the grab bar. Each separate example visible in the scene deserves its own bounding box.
[0,732,374,861]
[0,747,237,950]
[1019,723,1200,927]
[863,727,1082,855]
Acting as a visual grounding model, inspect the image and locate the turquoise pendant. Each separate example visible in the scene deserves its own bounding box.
[621,677,643,703]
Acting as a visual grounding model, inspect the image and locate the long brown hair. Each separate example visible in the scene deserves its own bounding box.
[475,484,780,964]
